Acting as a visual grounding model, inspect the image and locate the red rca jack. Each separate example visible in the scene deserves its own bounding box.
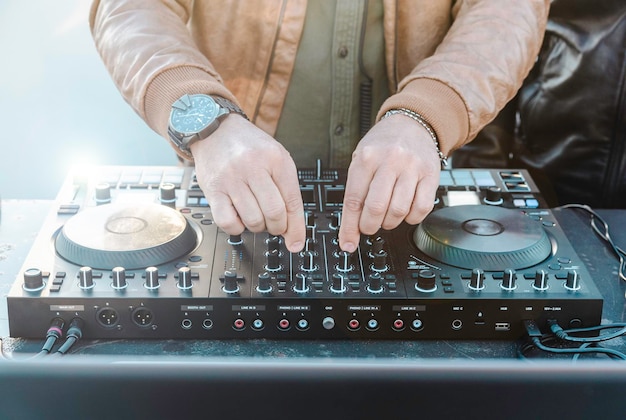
[278,318,290,330]
[393,319,405,331]
[233,318,245,330]
[348,319,360,331]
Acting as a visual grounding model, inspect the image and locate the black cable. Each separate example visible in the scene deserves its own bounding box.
[556,204,626,281]
[548,319,626,343]
[53,318,83,356]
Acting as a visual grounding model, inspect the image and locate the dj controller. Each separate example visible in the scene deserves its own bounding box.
[7,162,603,340]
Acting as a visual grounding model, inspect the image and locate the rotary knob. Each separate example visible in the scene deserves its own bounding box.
[144,266,160,290]
[23,268,45,291]
[533,269,549,290]
[468,268,485,290]
[484,186,503,205]
[228,234,243,245]
[372,250,388,272]
[415,269,437,292]
[565,270,580,290]
[266,248,281,271]
[301,251,316,272]
[159,182,177,207]
[329,210,341,229]
[330,273,346,293]
[223,270,240,294]
[293,272,309,293]
[267,235,281,253]
[94,183,111,205]
[177,266,193,290]
[256,272,272,293]
[79,266,95,290]
[336,250,353,272]
[367,272,384,294]
[501,268,517,290]
[371,236,385,255]
[111,266,128,289]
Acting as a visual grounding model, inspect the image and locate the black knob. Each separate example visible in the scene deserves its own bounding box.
[367,272,384,294]
[160,182,177,206]
[305,211,316,228]
[306,224,317,242]
[257,272,272,293]
[223,270,240,294]
[79,266,95,289]
[293,273,309,293]
[371,236,385,255]
[177,267,193,290]
[372,250,388,272]
[469,268,485,290]
[145,266,160,289]
[301,251,316,272]
[23,268,44,291]
[329,210,341,229]
[501,268,516,290]
[266,248,281,271]
[533,269,549,290]
[94,183,111,205]
[565,270,580,290]
[484,186,503,204]
[111,266,127,289]
[330,273,346,293]
[228,234,243,245]
[267,235,281,253]
[337,250,353,272]
[304,237,317,253]
[416,269,436,292]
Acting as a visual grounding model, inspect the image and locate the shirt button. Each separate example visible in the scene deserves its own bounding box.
[334,124,344,135]
[338,46,349,58]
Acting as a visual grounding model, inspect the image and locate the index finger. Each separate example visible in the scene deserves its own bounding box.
[338,165,373,253]
[273,161,306,253]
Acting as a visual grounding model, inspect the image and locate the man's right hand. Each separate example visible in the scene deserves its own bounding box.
[190,115,306,253]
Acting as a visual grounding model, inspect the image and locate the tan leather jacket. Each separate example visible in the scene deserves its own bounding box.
[90,0,549,158]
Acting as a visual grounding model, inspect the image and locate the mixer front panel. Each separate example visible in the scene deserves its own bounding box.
[7,164,603,340]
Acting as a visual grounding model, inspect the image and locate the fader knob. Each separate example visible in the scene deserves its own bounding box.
[145,266,160,289]
[415,269,436,292]
[565,270,580,290]
[501,268,516,290]
[257,272,272,293]
[23,268,44,291]
[177,266,193,290]
[533,269,549,290]
[79,266,95,289]
[469,268,485,290]
[111,266,127,289]
[367,272,384,294]
[223,270,240,294]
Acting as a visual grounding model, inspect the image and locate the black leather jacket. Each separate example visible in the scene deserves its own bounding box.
[453,0,626,208]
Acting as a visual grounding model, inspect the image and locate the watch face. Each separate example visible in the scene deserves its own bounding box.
[169,94,220,135]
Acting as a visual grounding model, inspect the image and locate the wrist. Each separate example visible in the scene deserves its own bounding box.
[381,108,448,168]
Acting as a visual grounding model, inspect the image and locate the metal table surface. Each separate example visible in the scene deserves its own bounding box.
[2,199,625,360]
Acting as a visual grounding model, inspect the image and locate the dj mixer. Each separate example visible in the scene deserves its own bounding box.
[6,162,603,340]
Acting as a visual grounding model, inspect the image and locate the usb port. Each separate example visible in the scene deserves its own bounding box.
[495,322,511,331]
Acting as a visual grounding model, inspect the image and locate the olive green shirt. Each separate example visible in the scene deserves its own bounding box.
[275,0,389,168]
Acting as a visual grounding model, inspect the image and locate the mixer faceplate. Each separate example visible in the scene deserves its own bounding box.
[55,203,198,269]
[414,205,552,270]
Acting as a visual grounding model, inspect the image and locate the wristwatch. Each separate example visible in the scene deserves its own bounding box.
[167,94,247,158]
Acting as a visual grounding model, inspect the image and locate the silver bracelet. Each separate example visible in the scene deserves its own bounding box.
[382,108,448,168]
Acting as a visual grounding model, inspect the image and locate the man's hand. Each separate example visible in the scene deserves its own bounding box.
[338,114,442,253]
[190,115,306,253]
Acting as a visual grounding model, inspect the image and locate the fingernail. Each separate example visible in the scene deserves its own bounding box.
[342,242,356,253]
[290,241,304,252]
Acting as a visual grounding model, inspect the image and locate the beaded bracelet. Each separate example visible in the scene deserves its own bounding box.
[382,108,448,168]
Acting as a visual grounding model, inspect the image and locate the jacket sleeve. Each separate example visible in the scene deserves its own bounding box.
[89,0,239,142]
[378,0,550,156]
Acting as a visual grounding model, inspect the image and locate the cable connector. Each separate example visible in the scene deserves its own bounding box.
[55,318,84,355]
[523,320,543,338]
[38,318,65,356]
